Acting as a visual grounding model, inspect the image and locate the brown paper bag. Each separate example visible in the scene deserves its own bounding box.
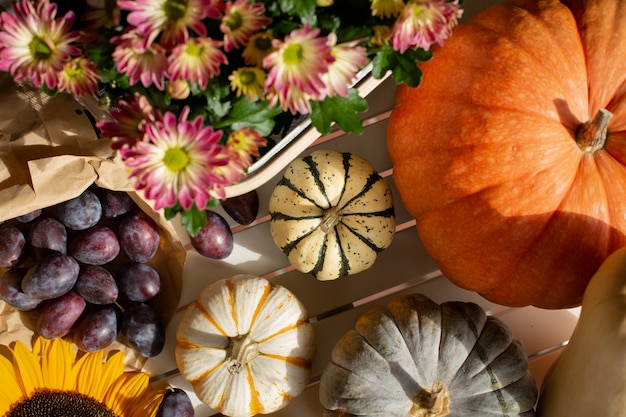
[0,73,186,369]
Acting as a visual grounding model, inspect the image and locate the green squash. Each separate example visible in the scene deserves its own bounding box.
[319,294,538,416]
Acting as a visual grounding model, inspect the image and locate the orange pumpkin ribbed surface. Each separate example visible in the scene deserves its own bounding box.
[386,0,626,309]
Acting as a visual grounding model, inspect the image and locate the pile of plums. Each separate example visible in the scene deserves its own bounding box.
[0,186,167,357]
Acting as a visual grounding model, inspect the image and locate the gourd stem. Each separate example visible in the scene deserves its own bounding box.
[410,380,450,417]
[226,334,259,374]
[576,108,613,153]
[320,206,343,233]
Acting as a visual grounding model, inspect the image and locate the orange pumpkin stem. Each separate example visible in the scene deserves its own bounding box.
[576,109,613,153]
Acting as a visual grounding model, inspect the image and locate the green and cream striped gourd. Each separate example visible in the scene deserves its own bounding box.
[269,149,395,281]
[319,294,538,417]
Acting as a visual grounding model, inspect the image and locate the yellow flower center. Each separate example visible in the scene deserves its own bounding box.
[164,0,187,22]
[184,41,204,56]
[7,390,118,417]
[29,36,53,61]
[163,147,190,172]
[411,4,435,22]
[282,43,303,65]
[64,63,83,78]
[412,4,424,15]
[225,11,243,30]
[237,69,257,85]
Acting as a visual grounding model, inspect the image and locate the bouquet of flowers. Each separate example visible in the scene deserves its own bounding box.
[0,0,462,235]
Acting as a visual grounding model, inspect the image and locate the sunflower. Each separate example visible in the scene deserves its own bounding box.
[0,337,164,417]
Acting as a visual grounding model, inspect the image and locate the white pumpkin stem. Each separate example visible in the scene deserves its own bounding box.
[410,380,451,417]
[226,334,259,374]
[320,206,343,233]
[576,108,613,153]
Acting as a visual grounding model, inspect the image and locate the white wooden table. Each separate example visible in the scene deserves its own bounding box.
[143,2,581,415]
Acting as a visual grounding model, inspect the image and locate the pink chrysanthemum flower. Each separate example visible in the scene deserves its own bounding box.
[97,92,155,151]
[242,32,274,66]
[167,78,191,99]
[263,24,333,104]
[225,126,266,166]
[118,0,221,48]
[389,0,463,53]
[112,30,168,90]
[220,0,271,52]
[321,33,368,98]
[0,0,79,89]
[370,0,405,18]
[57,56,101,96]
[123,107,229,210]
[228,67,266,101]
[167,37,228,90]
[212,159,247,189]
[266,84,316,115]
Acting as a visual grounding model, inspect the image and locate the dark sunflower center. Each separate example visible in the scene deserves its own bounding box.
[7,390,119,417]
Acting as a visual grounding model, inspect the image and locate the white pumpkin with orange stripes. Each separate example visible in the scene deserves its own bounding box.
[174,275,315,417]
[269,149,396,281]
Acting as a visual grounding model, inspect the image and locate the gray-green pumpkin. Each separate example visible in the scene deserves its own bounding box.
[269,149,395,281]
[319,294,538,417]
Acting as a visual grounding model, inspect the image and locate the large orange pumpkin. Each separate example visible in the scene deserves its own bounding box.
[386,0,626,309]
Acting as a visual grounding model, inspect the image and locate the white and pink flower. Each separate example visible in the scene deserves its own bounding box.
[111,30,169,90]
[0,0,79,89]
[97,92,155,151]
[220,0,271,52]
[263,24,333,113]
[123,107,230,211]
[389,0,463,53]
[167,36,228,89]
[321,34,368,99]
[118,0,220,48]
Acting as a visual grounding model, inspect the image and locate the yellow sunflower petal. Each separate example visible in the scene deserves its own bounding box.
[97,351,125,398]
[104,371,150,415]
[11,340,44,396]
[0,353,25,414]
[41,337,75,390]
[74,349,105,399]
[90,351,125,402]
[125,389,164,417]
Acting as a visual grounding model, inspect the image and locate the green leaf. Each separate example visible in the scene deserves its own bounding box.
[165,204,207,237]
[278,0,316,18]
[310,89,368,135]
[371,46,432,87]
[216,98,283,136]
[201,81,232,121]
[336,26,372,43]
